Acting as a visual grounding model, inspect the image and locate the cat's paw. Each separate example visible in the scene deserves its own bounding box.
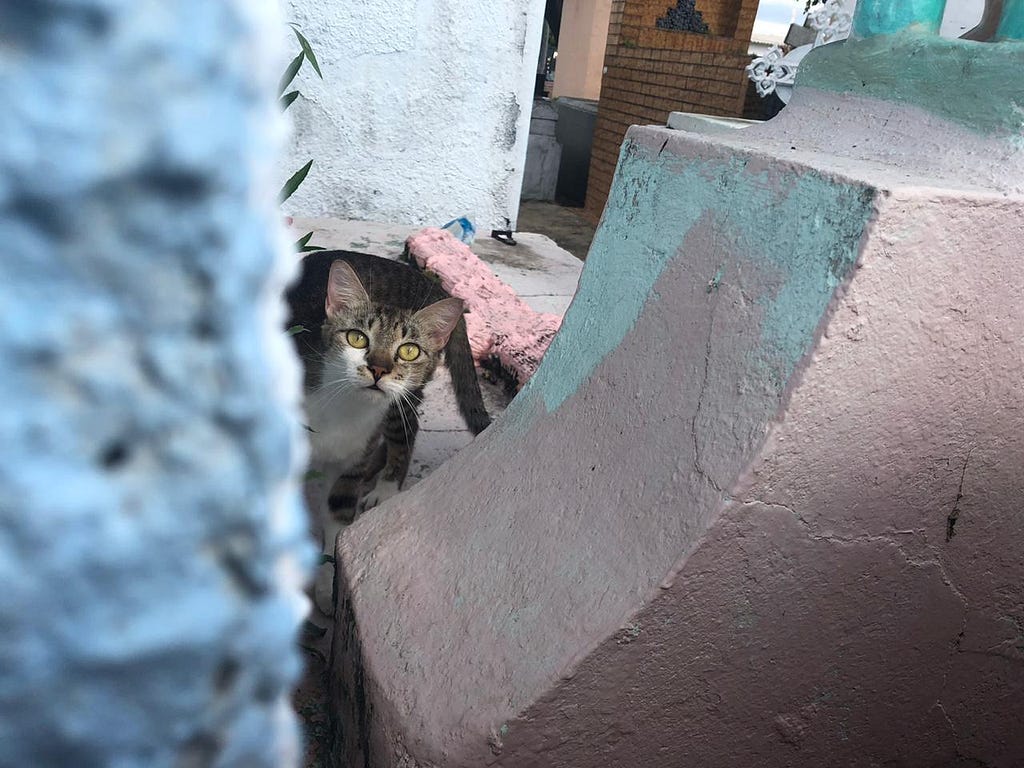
[328,492,359,524]
[359,479,401,512]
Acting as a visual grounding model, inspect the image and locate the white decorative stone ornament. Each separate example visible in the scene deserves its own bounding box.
[807,0,856,45]
[747,0,857,102]
[747,44,814,103]
[745,46,798,98]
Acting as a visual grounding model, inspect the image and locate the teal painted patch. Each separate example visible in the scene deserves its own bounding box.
[798,35,1024,138]
[852,0,946,37]
[998,0,1024,40]
[513,138,876,414]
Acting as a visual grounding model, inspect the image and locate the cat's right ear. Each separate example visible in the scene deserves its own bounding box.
[326,260,369,317]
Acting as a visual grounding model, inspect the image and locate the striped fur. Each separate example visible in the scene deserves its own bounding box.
[286,251,491,521]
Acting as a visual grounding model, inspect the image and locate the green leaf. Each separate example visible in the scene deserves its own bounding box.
[292,27,323,78]
[280,90,300,110]
[294,231,326,252]
[279,159,313,203]
[279,52,304,96]
[286,325,308,336]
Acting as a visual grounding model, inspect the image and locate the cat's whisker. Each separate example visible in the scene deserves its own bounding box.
[317,378,361,411]
[394,390,415,454]
[324,382,359,406]
[403,387,422,409]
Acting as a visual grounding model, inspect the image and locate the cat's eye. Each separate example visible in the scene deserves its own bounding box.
[396,343,421,362]
[346,330,369,349]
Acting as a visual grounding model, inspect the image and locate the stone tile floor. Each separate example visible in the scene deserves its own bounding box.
[286,215,583,767]
[516,200,596,261]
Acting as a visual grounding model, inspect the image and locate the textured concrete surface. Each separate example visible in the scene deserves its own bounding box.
[0,2,311,766]
[330,32,1024,768]
[279,0,546,231]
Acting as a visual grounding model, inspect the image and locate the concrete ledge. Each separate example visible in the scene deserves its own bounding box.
[330,36,1024,768]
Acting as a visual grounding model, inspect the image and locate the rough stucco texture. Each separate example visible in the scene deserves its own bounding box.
[492,188,1024,767]
[331,35,1024,768]
[0,3,311,766]
[279,0,546,231]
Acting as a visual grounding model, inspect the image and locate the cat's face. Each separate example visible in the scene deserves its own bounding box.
[319,259,464,405]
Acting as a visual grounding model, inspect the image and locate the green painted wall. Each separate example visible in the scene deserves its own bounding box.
[997,0,1024,40]
[852,0,947,37]
[512,138,875,414]
[799,35,1024,138]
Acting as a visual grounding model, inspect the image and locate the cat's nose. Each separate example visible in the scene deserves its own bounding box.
[368,365,387,381]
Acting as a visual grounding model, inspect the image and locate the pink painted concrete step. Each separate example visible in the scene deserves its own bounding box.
[405,227,562,388]
[330,61,1024,767]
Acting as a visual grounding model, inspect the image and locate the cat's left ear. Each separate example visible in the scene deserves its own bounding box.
[326,260,370,317]
[414,297,464,349]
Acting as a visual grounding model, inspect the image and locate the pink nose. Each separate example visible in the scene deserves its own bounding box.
[369,366,387,381]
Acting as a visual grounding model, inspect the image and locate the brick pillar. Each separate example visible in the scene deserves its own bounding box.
[584,0,759,223]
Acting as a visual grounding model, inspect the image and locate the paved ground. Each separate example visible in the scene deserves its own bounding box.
[517,201,596,261]
[287,216,583,767]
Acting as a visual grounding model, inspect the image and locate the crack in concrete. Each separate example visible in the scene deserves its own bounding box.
[746,499,971,642]
[936,700,998,767]
[745,500,918,549]
[934,701,961,755]
[748,498,977,755]
[745,500,970,605]
[691,289,723,493]
[946,447,973,542]
[744,493,1017,764]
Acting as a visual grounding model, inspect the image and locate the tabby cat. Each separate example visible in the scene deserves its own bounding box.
[286,250,490,521]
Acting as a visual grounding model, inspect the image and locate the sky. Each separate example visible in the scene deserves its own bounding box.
[748,0,983,44]
[752,0,805,43]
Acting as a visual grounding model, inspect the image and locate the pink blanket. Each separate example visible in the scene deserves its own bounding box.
[406,228,562,388]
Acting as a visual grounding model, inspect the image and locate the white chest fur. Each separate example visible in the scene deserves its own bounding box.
[304,385,389,469]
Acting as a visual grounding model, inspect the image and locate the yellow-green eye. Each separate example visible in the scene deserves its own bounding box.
[346,330,369,349]
[397,343,421,362]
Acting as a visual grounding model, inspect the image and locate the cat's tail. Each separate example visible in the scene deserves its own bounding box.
[446,318,491,435]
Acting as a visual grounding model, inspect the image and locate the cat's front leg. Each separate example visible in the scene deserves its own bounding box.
[359,477,402,511]
[358,396,419,512]
[327,469,365,524]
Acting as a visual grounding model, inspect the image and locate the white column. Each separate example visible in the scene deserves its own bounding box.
[552,0,614,100]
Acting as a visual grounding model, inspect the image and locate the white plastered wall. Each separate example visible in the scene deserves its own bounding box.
[280,0,547,231]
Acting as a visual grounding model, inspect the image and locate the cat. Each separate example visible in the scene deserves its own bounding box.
[286,250,491,522]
